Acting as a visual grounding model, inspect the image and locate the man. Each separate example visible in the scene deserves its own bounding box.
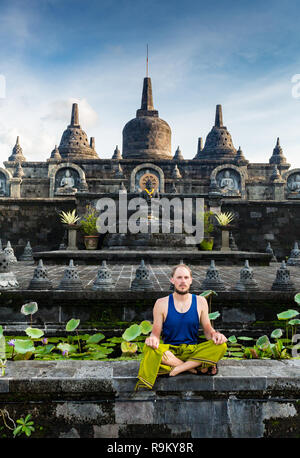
[135,264,227,391]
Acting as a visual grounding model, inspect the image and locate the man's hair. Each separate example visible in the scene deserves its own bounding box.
[171,264,192,278]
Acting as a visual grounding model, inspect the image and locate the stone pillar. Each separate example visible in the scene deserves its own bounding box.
[10,177,21,198]
[272,182,285,201]
[220,229,231,251]
[66,226,78,251]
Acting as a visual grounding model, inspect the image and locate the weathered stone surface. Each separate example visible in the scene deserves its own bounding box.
[0,360,299,438]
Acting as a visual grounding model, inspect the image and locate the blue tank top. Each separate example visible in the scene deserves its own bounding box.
[162,294,200,345]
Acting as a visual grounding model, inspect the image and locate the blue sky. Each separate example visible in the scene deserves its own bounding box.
[1,0,300,167]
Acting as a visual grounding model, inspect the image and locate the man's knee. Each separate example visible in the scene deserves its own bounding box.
[209,340,227,356]
[143,342,166,355]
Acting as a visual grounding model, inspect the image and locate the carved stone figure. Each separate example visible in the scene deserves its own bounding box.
[219,170,236,191]
[289,174,300,192]
[60,169,75,188]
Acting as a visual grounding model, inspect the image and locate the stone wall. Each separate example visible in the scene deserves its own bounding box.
[0,360,299,438]
[0,197,299,257]
[222,200,300,258]
[0,198,76,255]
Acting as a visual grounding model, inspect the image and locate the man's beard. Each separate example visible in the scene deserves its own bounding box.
[174,286,191,295]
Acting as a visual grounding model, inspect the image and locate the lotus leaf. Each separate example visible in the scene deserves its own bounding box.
[294,293,300,305]
[14,339,35,354]
[200,290,218,298]
[140,321,152,335]
[121,341,138,353]
[86,333,105,344]
[271,329,283,339]
[208,311,220,320]
[25,327,44,339]
[122,324,141,341]
[66,318,80,332]
[288,319,300,326]
[256,335,270,349]
[277,310,299,320]
[227,335,237,343]
[21,302,38,316]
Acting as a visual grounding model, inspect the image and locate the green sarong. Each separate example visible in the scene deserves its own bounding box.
[135,340,227,391]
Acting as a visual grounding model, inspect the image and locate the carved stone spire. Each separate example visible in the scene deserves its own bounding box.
[200,105,237,160]
[48,145,61,161]
[58,103,99,160]
[173,146,184,160]
[136,77,158,118]
[215,104,223,127]
[8,136,26,162]
[70,103,80,127]
[122,76,172,160]
[112,145,122,160]
[194,137,203,159]
[269,137,287,165]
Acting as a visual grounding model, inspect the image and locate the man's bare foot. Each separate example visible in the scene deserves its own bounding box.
[169,366,197,376]
[200,365,217,375]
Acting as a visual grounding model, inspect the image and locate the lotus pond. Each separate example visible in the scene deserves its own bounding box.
[0,291,300,373]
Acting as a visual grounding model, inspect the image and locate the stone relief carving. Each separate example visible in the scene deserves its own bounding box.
[0,173,6,196]
[216,169,241,195]
[55,168,80,194]
[287,173,300,194]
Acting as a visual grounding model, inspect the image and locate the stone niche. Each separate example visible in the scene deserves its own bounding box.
[211,164,246,198]
[0,168,10,197]
[130,163,165,193]
[284,169,300,199]
[49,163,87,197]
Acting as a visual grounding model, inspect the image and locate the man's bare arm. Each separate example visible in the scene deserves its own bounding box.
[145,299,164,349]
[199,296,227,345]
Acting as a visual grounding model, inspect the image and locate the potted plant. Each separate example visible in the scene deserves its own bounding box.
[79,205,100,250]
[59,209,80,250]
[214,211,236,251]
[198,207,215,251]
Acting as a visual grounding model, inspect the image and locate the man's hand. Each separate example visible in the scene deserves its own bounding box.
[211,332,227,345]
[145,335,160,349]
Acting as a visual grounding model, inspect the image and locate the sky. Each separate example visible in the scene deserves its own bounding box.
[1,0,300,167]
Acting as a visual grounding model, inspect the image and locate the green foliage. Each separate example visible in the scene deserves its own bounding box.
[197,206,214,236]
[271,328,283,339]
[66,318,80,332]
[121,321,153,356]
[59,209,80,225]
[79,204,99,235]
[86,333,105,344]
[277,310,299,320]
[14,339,35,355]
[214,211,235,227]
[25,327,44,339]
[294,293,300,305]
[13,414,35,438]
[21,302,38,316]
[200,290,218,298]
[208,311,220,321]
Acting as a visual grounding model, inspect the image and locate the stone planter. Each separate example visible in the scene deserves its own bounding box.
[83,235,99,250]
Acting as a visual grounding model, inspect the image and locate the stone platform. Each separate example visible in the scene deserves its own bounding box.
[0,359,299,438]
[32,249,273,266]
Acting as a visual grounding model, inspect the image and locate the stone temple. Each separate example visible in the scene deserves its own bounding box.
[0,75,299,257]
